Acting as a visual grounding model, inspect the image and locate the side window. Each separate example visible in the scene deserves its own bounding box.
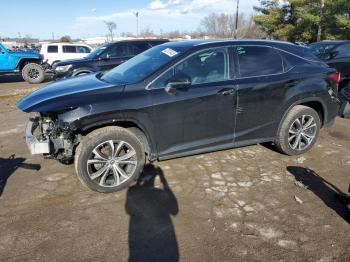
[129,43,150,55]
[63,45,77,53]
[153,48,229,88]
[47,45,58,53]
[103,44,128,58]
[76,46,91,53]
[236,46,283,77]
[281,52,309,71]
[334,44,350,58]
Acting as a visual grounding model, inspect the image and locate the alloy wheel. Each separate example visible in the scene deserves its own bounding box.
[288,114,317,151]
[87,140,137,187]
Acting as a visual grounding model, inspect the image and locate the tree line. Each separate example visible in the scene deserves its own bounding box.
[253,0,350,43]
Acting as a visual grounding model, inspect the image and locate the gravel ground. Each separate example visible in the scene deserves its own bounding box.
[0,75,349,261]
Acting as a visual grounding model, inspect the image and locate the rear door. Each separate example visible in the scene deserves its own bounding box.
[233,45,290,144]
[149,47,237,158]
[98,43,130,71]
[128,42,151,56]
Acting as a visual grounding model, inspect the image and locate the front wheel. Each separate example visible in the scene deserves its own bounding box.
[275,105,321,155]
[22,63,45,84]
[75,127,146,193]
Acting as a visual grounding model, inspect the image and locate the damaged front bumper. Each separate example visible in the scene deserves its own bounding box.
[25,119,51,154]
[24,116,78,163]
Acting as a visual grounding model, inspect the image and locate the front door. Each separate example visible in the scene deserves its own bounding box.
[149,47,236,158]
[0,47,9,70]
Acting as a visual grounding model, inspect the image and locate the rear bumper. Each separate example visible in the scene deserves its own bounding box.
[25,120,50,154]
[339,87,350,118]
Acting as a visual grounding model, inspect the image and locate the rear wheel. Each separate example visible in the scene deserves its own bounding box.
[22,63,45,84]
[75,126,145,193]
[275,105,321,155]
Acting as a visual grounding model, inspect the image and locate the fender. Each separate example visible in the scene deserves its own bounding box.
[75,114,157,160]
[15,57,41,69]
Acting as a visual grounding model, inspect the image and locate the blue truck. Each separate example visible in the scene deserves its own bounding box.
[0,43,47,83]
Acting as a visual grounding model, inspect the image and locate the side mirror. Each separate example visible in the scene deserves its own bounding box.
[165,74,191,94]
[328,51,338,60]
[99,53,110,60]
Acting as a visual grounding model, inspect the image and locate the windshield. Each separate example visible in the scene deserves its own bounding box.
[101,45,184,84]
[86,44,109,59]
[309,43,336,58]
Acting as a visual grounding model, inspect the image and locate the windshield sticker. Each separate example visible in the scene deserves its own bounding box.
[161,48,178,57]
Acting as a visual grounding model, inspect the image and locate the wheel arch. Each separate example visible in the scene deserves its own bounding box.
[16,58,41,70]
[79,119,156,160]
[276,97,327,136]
[72,67,94,76]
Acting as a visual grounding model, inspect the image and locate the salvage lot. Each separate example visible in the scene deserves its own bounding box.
[0,76,349,261]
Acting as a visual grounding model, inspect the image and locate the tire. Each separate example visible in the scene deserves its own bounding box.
[73,71,91,77]
[275,105,321,155]
[75,126,146,193]
[22,63,45,84]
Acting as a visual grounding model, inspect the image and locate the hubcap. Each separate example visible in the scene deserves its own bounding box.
[87,140,137,187]
[288,115,317,151]
[28,68,40,79]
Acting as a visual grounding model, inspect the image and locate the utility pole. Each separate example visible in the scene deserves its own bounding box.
[134,12,139,37]
[317,0,324,42]
[52,32,55,41]
[234,0,240,39]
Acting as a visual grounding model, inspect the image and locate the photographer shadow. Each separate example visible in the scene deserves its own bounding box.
[287,166,349,223]
[0,154,41,197]
[125,164,179,262]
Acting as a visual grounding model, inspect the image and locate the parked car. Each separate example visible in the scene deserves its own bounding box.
[17,39,340,193]
[40,43,92,66]
[0,43,48,83]
[309,40,350,117]
[52,39,169,80]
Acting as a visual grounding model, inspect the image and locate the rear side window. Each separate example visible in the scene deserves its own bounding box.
[335,43,350,58]
[236,46,283,77]
[47,45,58,53]
[281,52,310,71]
[63,45,77,53]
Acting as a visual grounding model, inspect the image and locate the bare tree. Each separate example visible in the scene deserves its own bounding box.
[104,21,117,42]
[200,13,266,39]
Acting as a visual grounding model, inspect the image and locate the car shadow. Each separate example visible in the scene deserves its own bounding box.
[287,166,350,223]
[0,154,41,197]
[125,164,179,262]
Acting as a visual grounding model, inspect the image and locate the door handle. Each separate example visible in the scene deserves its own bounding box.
[218,88,235,96]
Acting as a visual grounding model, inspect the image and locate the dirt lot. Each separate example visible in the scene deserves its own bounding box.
[0,75,349,261]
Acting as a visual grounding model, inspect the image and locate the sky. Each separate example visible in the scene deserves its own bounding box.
[1,0,260,40]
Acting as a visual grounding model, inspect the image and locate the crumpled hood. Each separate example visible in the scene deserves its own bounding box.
[16,73,124,112]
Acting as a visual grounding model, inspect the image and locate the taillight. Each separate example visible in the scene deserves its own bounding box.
[328,72,340,84]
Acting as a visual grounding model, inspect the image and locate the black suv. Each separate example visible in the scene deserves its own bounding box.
[309,41,350,117]
[52,39,168,79]
[17,40,340,193]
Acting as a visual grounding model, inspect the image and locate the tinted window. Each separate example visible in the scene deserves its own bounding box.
[153,48,229,88]
[77,46,91,53]
[102,44,128,58]
[281,52,309,71]
[335,43,350,58]
[62,45,77,53]
[47,45,58,53]
[309,43,336,58]
[236,46,283,77]
[129,43,150,55]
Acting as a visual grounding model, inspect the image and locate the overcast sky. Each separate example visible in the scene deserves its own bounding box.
[1,0,260,39]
